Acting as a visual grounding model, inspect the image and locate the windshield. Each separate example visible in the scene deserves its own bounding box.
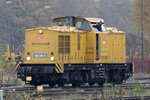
[54,21,66,26]
[91,23,107,32]
[75,21,91,31]
[54,20,91,31]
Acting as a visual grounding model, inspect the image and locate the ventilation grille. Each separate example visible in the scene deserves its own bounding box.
[58,35,70,54]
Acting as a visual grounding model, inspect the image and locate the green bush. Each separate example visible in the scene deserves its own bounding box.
[0,51,15,72]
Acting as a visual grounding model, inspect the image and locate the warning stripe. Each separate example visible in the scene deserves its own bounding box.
[57,63,62,70]
[15,62,20,71]
[55,64,60,73]
[56,64,62,73]
[55,63,64,73]
[55,67,59,73]
[59,63,64,73]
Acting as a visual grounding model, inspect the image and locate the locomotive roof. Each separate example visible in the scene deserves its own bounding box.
[84,18,104,23]
[53,16,104,23]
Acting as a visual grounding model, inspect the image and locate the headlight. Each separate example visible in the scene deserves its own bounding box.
[26,56,31,61]
[50,56,55,61]
[39,30,43,34]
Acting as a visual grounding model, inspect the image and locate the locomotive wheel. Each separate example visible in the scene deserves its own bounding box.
[34,83,42,86]
[57,79,65,87]
[115,72,123,84]
[98,82,104,87]
[49,83,55,87]
[58,83,64,87]
[89,82,94,86]
[72,82,80,87]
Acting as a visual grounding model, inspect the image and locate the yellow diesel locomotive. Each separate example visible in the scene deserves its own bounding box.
[16,16,133,87]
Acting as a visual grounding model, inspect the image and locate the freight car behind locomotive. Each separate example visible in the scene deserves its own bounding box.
[16,16,133,87]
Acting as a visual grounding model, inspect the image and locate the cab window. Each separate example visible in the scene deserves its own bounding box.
[91,22,107,32]
[75,21,91,31]
[54,21,66,26]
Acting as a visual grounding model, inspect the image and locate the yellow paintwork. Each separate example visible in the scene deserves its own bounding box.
[24,17,126,64]
[133,62,134,73]
[15,62,21,71]
[3,44,10,60]
[3,44,16,61]
[11,52,15,61]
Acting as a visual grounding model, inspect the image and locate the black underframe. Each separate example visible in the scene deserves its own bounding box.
[17,63,133,85]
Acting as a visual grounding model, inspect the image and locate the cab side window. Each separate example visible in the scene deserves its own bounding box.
[91,22,107,32]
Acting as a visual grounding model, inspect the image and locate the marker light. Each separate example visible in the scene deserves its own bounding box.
[50,56,55,61]
[27,56,31,61]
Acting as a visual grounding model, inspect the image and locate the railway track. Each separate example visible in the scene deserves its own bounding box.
[2,82,150,96]
[2,85,103,93]
[2,81,150,91]
[2,83,17,87]
[135,77,150,80]
[2,77,150,97]
[113,96,150,100]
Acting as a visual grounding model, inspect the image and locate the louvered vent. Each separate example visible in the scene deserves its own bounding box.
[58,35,70,54]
